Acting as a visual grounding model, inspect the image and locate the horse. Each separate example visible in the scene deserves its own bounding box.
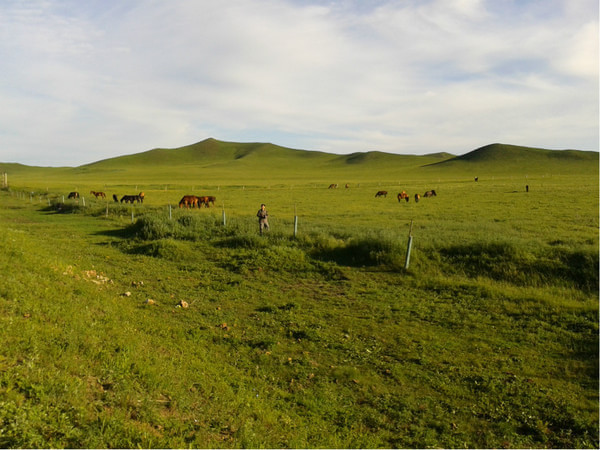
[67,192,79,199]
[345,184,350,189]
[397,191,409,202]
[179,195,199,209]
[423,190,437,197]
[120,192,144,204]
[328,184,338,189]
[112,194,119,202]
[197,195,215,207]
[375,190,387,197]
[414,193,420,202]
[90,191,106,199]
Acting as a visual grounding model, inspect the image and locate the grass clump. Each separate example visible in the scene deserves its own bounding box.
[129,214,223,241]
[438,240,599,292]
[300,230,405,268]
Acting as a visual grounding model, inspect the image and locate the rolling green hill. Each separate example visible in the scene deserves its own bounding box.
[1,139,597,187]
[425,143,599,176]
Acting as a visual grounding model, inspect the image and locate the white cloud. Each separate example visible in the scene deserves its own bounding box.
[0,0,597,166]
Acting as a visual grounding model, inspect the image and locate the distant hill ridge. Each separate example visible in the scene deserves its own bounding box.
[1,140,596,181]
[82,138,595,169]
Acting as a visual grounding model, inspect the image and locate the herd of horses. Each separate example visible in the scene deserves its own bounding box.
[375,189,436,202]
[67,191,146,203]
[66,191,216,209]
[67,185,436,208]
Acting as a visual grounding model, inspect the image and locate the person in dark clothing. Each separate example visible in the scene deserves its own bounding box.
[257,203,269,234]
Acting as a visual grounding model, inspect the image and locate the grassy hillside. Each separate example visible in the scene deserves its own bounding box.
[1,139,597,189]
[0,145,598,447]
[425,143,599,177]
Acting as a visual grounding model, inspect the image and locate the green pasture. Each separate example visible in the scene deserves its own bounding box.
[0,142,598,448]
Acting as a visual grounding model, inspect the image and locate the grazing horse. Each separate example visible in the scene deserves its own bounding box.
[112,194,119,202]
[414,193,420,203]
[423,190,437,198]
[67,192,79,199]
[90,190,106,199]
[197,195,216,207]
[328,184,338,189]
[375,190,387,198]
[179,195,199,209]
[397,191,409,202]
[345,184,350,189]
[120,192,144,204]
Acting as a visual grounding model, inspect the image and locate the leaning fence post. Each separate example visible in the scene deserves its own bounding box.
[404,220,413,269]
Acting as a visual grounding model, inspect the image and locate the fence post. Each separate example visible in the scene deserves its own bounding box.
[222,204,226,227]
[169,204,172,220]
[293,204,298,237]
[404,220,413,269]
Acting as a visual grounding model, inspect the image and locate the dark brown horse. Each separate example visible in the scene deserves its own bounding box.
[397,191,409,202]
[414,193,420,202]
[423,190,437,198]
[328,184,338,189]
[67,192,79,199]
[178,195,199,209]
[121,192,144,204]
[375,190,387,198]
[112,194,119,202]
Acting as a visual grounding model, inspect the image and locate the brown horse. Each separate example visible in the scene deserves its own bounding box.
[375,190,387,197]
[112,194,119,202]
[67,192,79,199]
[90,190,106,198]
[414,193,420,202]
[423,190,437,197]
[179,195,199,209]
[328,184,338,189]
[397,191,409,202]
[197,195,216,207]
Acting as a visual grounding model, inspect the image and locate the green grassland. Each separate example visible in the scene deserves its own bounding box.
[0,140,598,448]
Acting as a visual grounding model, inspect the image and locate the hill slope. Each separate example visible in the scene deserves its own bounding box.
[1,140,597,186]
[426,143,598,175]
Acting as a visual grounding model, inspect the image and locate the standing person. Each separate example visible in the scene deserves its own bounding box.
[257,203,269,234]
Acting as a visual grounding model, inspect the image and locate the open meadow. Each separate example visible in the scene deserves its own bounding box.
[0,141,598,448]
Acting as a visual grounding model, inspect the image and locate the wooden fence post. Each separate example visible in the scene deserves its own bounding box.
[293,204,298,238]
[404,220,413,269]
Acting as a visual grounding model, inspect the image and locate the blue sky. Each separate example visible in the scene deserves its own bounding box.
[0,0,597,166]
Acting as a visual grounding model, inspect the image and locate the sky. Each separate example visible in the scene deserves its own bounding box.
[0,0,598,167]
